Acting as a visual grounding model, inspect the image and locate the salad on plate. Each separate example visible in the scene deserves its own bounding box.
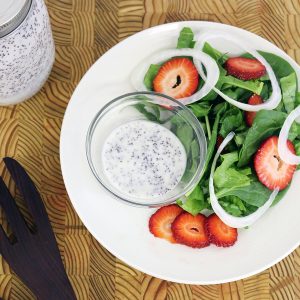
[131,27,300,249]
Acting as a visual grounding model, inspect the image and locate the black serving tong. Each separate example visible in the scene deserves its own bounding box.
[0,158,76,300]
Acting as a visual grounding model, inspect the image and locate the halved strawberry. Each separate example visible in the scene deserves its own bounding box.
[224,57,266,80]
[153,57,199,99]
[205,214,237,247]
[254,136,296,190]
[149,204,183,243]
[171,212,209,248]
[245,94,263,126]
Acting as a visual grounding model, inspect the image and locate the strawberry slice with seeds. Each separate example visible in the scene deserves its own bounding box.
[153,57,199,99]
[245,94,263,126]
[149,204,183,243]
[254,136,296,190]
[206,214,238,247]
[224,57,266,80]
[171,212,209,248]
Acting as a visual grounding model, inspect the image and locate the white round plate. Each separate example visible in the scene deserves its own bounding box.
[60,21,300,284]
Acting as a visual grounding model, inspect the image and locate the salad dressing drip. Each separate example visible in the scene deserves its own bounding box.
[102,120,187,199]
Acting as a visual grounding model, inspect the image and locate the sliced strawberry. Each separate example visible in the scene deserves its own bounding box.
[153,57,199,99]
[245,94,263,126]
[216,135,224,149]
[205,214,237,247]
[149,204,183,243]
[254,136,296,191]
[171,212,209,248]
[224,57,266,80]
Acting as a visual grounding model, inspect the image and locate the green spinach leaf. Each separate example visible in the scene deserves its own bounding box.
[238,110,286,167]
[188,102,211,118]
[219,108,244,137]
[216,175,289,208]
[259,51,295,78]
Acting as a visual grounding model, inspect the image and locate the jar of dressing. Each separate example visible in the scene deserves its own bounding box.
[0,0,55,105]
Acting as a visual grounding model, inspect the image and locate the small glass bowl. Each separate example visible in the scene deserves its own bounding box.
[86,91,207,207]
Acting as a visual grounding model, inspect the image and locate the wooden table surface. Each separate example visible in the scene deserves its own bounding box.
[0,0,300,299]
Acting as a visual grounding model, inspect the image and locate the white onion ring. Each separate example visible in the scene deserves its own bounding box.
[130,48,219,105]
[209,131,279,228]
[195,32,282,112]
[278,105,300,165]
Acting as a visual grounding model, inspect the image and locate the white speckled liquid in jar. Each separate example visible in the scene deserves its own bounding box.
[0,0,55,105]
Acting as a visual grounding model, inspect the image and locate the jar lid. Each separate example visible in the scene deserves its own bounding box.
[0,0,32,38]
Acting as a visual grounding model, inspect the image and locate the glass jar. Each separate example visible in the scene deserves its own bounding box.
[0,0,55,105]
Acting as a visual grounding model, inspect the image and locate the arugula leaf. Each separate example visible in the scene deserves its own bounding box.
[280,72,297,113]
[238,110,286,167]
[201,113,221,178]
[200,68,225,101]
[177,185,209,215]
[201,43,227,101]
[177,27,195,49]
[188,102,211,118]
[143,64,161,90]
[222,76,264,95]
[202,42,228,64]
[214,152,250,189]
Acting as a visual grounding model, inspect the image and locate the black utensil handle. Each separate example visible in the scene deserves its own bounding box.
[33,278,76,300]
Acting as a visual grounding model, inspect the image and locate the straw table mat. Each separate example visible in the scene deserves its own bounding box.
[0,0,299,299]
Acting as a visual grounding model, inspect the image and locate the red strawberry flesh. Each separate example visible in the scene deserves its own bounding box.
[171,212,210,248]
[225,57,266,80]
[216,135,224,148]
[153,57,199,99]
[254,136,296,191]
[149,204,183,243]
[205,214,237,247]
[245,94,263,126]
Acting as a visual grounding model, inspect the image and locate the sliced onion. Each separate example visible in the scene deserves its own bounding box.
[209,131,279,228]
[130,48,219,105]
[278,105,300,165]
[194,32,281,112]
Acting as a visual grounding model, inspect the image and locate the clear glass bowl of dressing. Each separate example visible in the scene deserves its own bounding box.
[86,91,207,207]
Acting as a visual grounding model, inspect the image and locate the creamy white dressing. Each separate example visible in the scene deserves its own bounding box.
[102,120,187,199]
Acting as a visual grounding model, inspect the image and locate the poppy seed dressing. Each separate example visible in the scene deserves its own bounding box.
[102,120,187,199]
[0,0,54,105]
